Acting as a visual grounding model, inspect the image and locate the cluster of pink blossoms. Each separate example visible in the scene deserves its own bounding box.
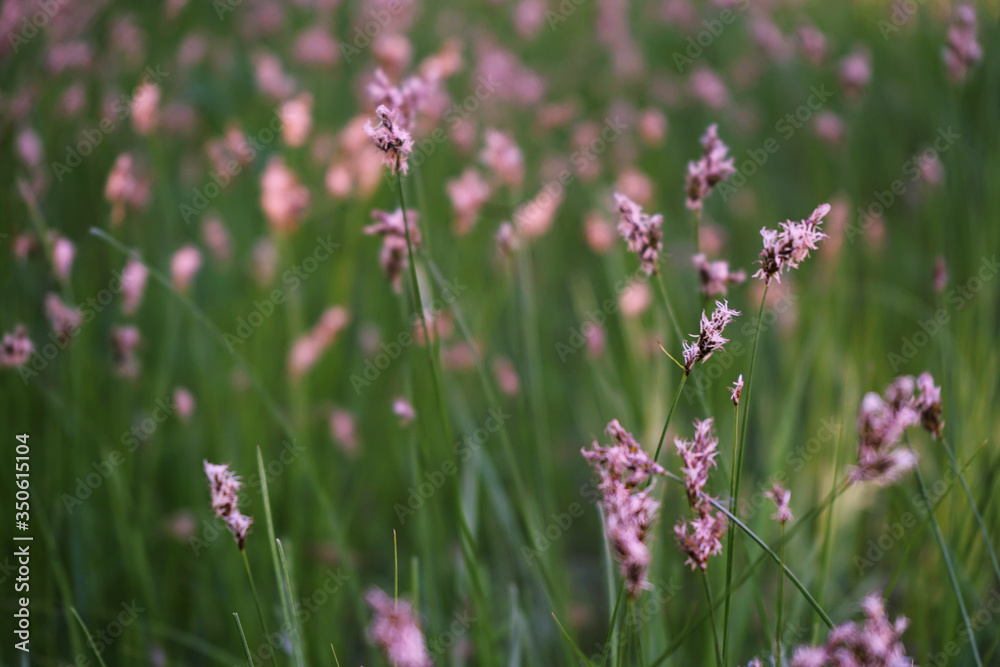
[203,461,253,549]
[365,587,433,667]
[685,124,736,212]
[674,418,728,572]
[613,192,663,275]
[754,204,831,285]
[681,300,740,374]
[581,419,666,597]
[364,208,422,292]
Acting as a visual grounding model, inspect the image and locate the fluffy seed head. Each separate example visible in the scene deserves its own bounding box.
[614,192,663,275]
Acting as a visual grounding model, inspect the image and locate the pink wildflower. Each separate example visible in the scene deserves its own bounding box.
[692,253,746,296]
[753,204,830,285]
[685,124,736,212]
[365,104,414,176]
[365,588,432,667]
[613,192,662,275]
[681,300,740,373]
[203,461,253,549]
[364,208,421,292]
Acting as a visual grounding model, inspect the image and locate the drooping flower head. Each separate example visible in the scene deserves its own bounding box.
[685,124,736,212]
[692,253,746,296]
[203,461,253,549]
[753,204,830,285]
[613,192,663,275]
[682,300,740,373]
[364,208,422,292]
[582,420,666,597]
[789,591,912,667]
[365,587,432,667]
[365,104,414,176]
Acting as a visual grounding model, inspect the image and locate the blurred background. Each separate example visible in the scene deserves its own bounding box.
[1,0,998,664]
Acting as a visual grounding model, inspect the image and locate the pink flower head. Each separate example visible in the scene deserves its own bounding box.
[790,591,912,667]
[111,325,142,379]
[45,294,82,346]
[203,460,253,549]
[365,104,414,176]
[764,481,793,524]
[674,418,720,505]
[365,588,432,667]
[613,192,662,275]
[280,92,313,147]
[674,507,727,572]
[753,204,830,285]
[131,82,160,135]
[366,68,428,131]
[260,157,309,234]
[393,397,416,425]
[288,306,351,380]
[52,234,75,282]
[943,4,982,83]
[730,375,744,406]
[582,419,666,597]
[446,168,491,235]
[104,153,150,226]
[850,391,920,486]
[171,245,202,292]
[479,128,524,188]
[364,208,421,292]
[839,47,871,97]
[682,300,740,373]
[692,253,746,296]
[121,257,149,315]
[0,325,34,367]
[914,372,943,439]
[685,124,736,212]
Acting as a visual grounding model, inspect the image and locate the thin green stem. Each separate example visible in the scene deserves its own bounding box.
[241,550,271,655]
[652,373,690,463]
[907,441,983,666]
[233,613,256,667]
[694,208,702,254]
[602,584,627,667]
[701,572,724,667]
[723,282,768,663]
[654,271,685,348]
[776,522,786,665]
[940,436,1000,585]
[631,603,647,667]
[70,607,110,667]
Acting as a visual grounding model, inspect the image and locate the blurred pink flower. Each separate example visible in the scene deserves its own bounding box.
[0,325,33,367]
[261,157,309,234]
[365,588,432,667]
[171,245,202,293]
[281,93,313,148]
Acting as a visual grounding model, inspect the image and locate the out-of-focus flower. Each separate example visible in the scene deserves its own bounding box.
[293,26,339,68]
[111,325,141,379]
[203,461,253,549]
[261,157,309,234]
[685,124,735,213]
[619,281,652,318]
[329,408,359,456]
[252,238,278,287]
[839,47,871,98]
[798,24,827,65]
[614,193,662,275]
[51,234,75,282]
[933,256,948,294]
[365,588,432,667]
[851,390,919,486]
[789,592,912,667]
[480,128,524,188]
[943,4,982,83]
[281,93,313,147]
[692,253,745,297]
[813,112,845,148]
[446,168,491,235]
[585,212,616,254]
[513,187,562,239]
[393,397,416,425]
[365,208,421,292]
[0,325,33,367]
[496,222,519,257]
[45,294,82,345]
[288,306,351,380]
[121,257,149,315]
[582,419,666,597]
[171,245,202,292]
[201,215,232,263]
[173,387,196,423]
[253,51,296,100]
[689,67,729,109]
[105,154,150,226]
[753,204,830,285]
[765,481,793,524]
[638,108,667,146]
[131,83,159,135]
[681,300,740,373]
[492,357,520,396]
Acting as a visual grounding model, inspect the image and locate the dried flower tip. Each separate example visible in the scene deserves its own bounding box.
[365,588,433,667]
[614,192,663,275]
[365,105,414,176]
[692,253,746,296]
[685,124,735,212]
[764,481,793,524]
[681,300,740,373]
[730,375,744,406]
